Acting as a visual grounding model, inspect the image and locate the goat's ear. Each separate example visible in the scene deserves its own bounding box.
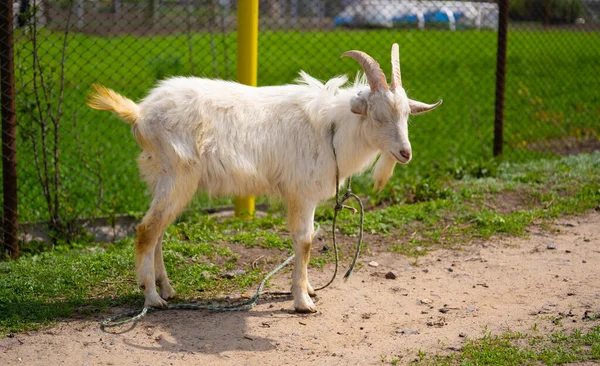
[409,99,443,115]
[350,95,368,115]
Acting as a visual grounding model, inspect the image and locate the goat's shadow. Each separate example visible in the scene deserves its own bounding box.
[102,295,304,355]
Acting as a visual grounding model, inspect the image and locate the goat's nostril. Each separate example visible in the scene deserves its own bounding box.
[399,149,412,160]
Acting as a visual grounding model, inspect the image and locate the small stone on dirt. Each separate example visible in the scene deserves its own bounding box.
[397,329,420,335]
[547,243,557,250]
[321,245,330,252]
[201,271,211,280]
[467,305,476,313]
[385,271,398,280]
[415,246,423,253]
[368,261,379,267]
[447,345,462,351]
[419,298,433,305]
[422,268,429,273]
[459,332,467,338]
[222,269,245,279]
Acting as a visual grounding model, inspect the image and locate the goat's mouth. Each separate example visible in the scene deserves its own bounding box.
[390,151,410,164]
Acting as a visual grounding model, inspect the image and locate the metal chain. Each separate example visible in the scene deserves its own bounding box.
[102,254,296,328]
[101,122,365,328]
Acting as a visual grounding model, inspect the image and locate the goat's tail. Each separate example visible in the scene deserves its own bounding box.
[87,84,141,125]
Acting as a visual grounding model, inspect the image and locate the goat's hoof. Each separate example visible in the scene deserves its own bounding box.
[144,292,169,309]
[294,294,317,313]
[295,304,318,313]
[307,283,316,297]
[159,283,176,300]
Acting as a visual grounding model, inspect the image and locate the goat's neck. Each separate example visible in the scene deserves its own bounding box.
[329,104,379,181]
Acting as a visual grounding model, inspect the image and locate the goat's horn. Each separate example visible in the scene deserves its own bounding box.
[341,50,388,92]
[390,43,402,91]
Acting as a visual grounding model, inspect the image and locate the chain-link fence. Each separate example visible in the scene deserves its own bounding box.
[2,0,599,256]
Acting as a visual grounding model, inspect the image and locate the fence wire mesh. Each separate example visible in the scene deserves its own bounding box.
[2,0,600,251]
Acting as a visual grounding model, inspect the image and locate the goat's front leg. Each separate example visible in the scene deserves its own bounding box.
[287,199,317,313]
[307,281,316,297]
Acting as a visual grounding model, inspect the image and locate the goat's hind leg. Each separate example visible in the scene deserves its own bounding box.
[154,232,176,300]
[136,219,166,308]
[136,174,197,308]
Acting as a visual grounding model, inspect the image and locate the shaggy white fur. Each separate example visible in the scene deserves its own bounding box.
[87,44,441,312]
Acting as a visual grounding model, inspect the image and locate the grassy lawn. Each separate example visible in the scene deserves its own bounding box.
[1,152,599,336]
[10,28,600,222]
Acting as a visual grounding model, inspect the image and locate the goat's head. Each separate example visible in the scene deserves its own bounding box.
[342,44,442,164]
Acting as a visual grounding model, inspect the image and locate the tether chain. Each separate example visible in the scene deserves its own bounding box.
[315,123,365,291]
[102,254,297,328]
[101,123,364,329]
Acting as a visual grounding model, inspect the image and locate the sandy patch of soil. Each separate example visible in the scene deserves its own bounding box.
[1,212,599,365]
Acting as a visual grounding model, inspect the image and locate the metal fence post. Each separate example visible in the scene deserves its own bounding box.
[494,0,509,157]
[235,0,259,219]
[0,0,19,258]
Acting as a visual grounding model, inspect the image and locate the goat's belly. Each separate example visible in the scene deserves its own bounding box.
[196,165,276,198]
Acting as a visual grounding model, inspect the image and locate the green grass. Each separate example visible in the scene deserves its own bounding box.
[413,326,600,365]
[1,153,599,335]
[0,213,294,334]
[9,28,600,224]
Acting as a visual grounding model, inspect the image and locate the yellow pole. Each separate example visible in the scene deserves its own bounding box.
[235,0,259,219]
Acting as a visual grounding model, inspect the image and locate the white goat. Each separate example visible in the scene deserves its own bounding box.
[87,44,441,313]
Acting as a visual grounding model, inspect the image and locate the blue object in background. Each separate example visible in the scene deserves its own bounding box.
[424,11,464,23]
[392,14,419,24]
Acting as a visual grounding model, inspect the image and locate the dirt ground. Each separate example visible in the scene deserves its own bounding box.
[1,211,599,365]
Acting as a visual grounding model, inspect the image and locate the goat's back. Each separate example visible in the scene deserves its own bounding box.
[135,77,335,199]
